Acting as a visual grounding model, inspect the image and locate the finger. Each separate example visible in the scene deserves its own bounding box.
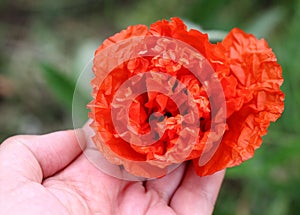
[145,163,187,203]
[0,129,85,184]
[171,163,225,215]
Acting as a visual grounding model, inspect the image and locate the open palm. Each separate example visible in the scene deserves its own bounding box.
[0,129,224,215]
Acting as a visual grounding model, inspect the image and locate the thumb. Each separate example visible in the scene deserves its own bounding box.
[0,129,85,184]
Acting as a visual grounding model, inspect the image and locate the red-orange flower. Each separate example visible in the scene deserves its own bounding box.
[193,28,284,175]
[88,17,284,178]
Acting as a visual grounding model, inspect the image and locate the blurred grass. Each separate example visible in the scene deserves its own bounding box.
[1,0,300,214]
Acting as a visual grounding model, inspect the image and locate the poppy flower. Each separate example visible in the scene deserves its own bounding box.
[88,17,284,178]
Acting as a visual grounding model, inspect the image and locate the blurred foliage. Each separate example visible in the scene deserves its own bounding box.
[39,63,76,109]
[1,0,300,214]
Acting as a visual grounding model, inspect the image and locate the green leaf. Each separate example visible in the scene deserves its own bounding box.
[245,6,286,38]
[39,63,76,110]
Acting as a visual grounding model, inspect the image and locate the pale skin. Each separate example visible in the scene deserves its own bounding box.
[0,125,225,215]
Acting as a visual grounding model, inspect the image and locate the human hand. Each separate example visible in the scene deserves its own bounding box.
[0,125,225,215]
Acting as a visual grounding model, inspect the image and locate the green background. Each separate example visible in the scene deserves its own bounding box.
[1,0,299,214]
